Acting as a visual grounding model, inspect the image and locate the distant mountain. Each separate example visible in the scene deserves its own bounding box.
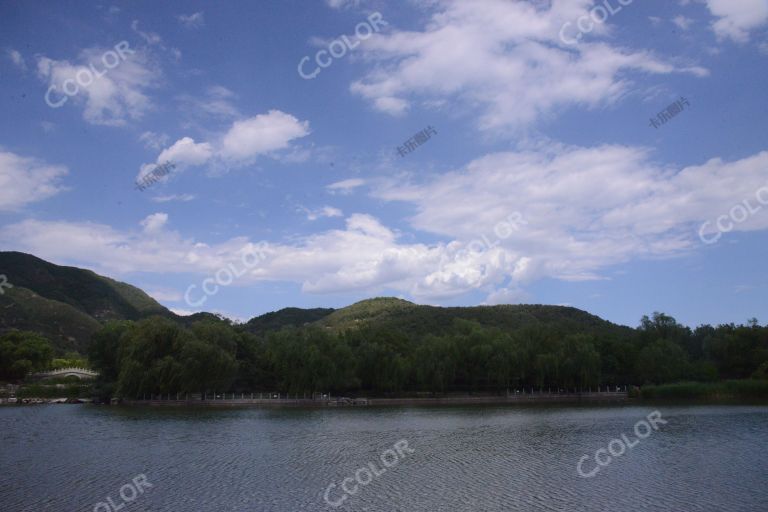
[244,307,335,334]
[315,297,415,331]
[312,297,632,339]
[0,251,172,352]
[0,252,633,355]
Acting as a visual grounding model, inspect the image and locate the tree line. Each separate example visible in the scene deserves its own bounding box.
[74,312,768,399]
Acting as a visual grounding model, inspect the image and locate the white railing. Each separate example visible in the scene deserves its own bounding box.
[31,367,99,378]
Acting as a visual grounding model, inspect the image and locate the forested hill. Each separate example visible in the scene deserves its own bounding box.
[0,251,171,351]
[0,252,633,353]
[308,297,634,339]
[2,253,767,396]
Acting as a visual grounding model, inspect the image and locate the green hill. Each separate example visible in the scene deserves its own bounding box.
[312,297,632,339]
[0,252,632,358]
[0,251,172,352]
[245,307,335,334]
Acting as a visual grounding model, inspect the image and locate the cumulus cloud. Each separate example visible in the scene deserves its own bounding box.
[157,137,214,167]
[349,0,708,130]
[373,145,768,286]
[6,147,768,303]
[705,0,768,42]
[0,150,68,211]
[136,110,310,181]
[140,212,169,233]
[36,43,157,126]
[219,110,310,161]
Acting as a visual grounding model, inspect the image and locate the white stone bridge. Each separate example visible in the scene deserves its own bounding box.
[31,367,99,380]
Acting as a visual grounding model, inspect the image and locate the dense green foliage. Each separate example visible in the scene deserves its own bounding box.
[636,380,768,400]
[89,318,240,398]
[245,307,334,332]
[6,254,764,398]
[0,251,173,352]
[88,304,768,398]
[0,331,54,380]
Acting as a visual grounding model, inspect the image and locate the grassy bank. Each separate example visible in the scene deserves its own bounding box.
[635,380,768,401]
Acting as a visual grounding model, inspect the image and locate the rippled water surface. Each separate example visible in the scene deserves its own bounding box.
[2,404,768,511]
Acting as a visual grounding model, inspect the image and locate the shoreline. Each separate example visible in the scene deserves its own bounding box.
[120,391,631,408]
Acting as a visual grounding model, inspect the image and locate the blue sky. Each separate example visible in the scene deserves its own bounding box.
[1,0,767,328]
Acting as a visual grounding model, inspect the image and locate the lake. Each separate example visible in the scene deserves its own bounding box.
[1,404,767,511]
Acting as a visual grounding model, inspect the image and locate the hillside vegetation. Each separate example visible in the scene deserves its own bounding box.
[2,253,766,401]
[0,252,172,351]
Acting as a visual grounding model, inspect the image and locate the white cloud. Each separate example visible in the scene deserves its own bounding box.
[36,44,157,126]
[301,205,344,221]
[151,193,196,203]
[170,307,196,316]
[705,0,768,42]
[483,286,530,305]
[147,288,183,301]
[0,150,68,211]
[178,12,205,29]
[136,110,309,181]
[140,212,169,233]
[219,110,310,161]
[157,137,214,167]
[139,131,170,150]
[6,49,26,71]
[326,178,365,194]
[349,0,708,131]
[131,20,162,46]
[176,85,240,120]
[673,16,694,30]
[7,146,768,302]
[326,0,360,9]
[372,145,768,287]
